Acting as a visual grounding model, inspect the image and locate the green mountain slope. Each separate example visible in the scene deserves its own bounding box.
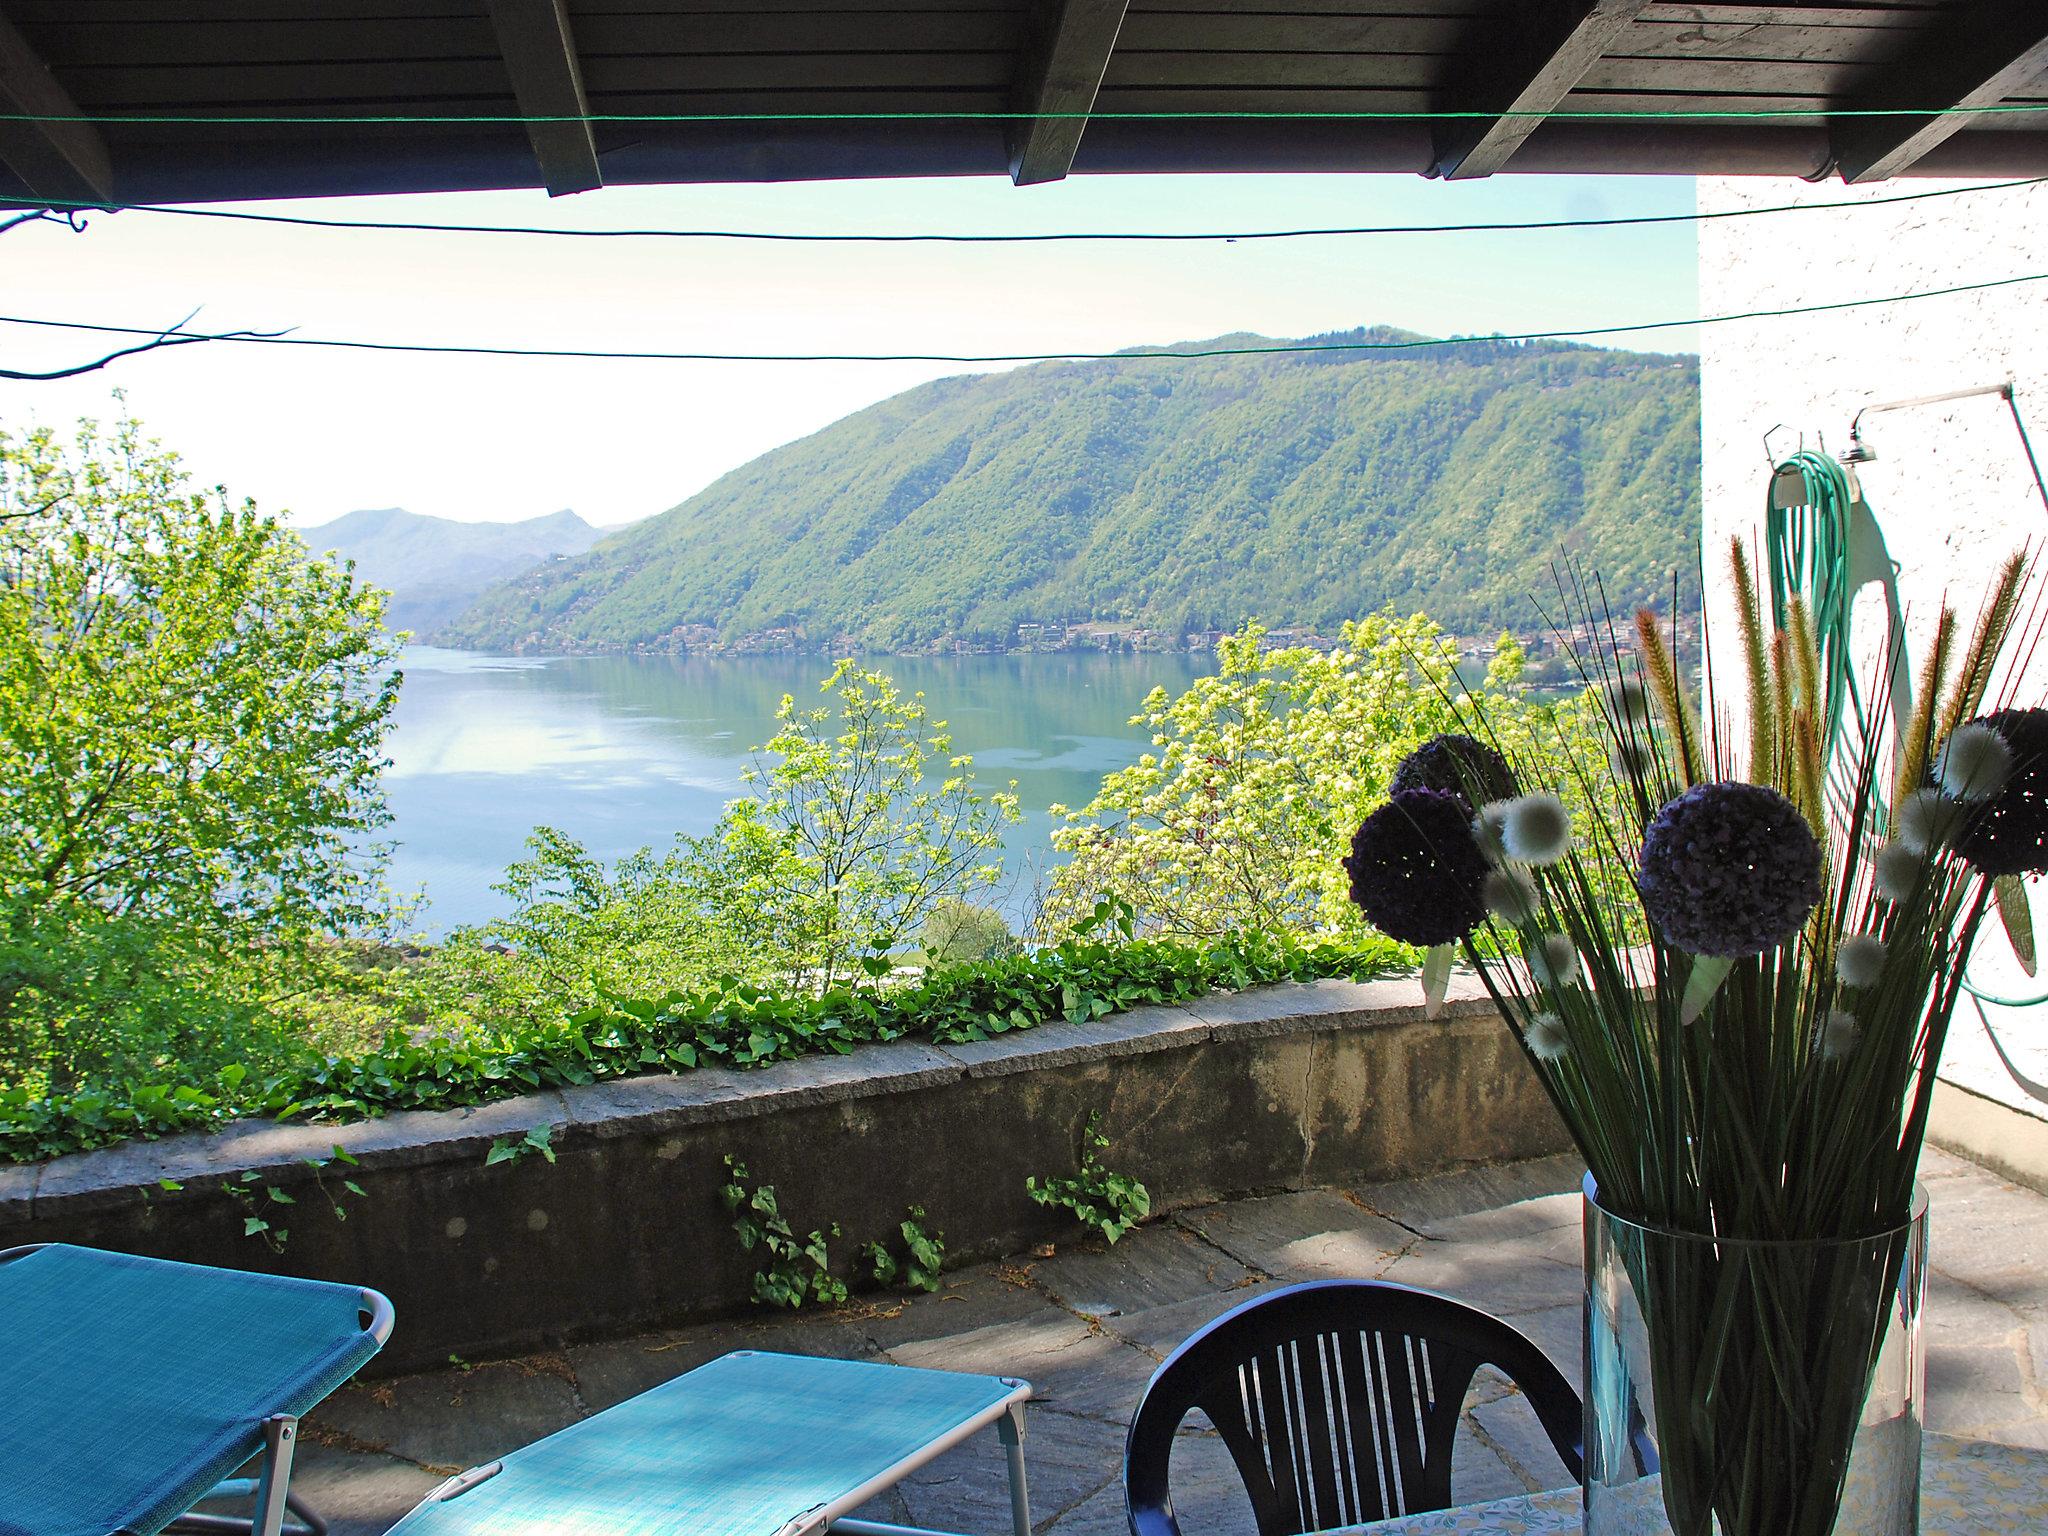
[443,330,1700,652]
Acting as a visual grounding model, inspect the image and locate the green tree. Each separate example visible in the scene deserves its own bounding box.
[1044,618,1545,940]
[0,410,402,1088]
[917,897,1022,966]
[732,660,1020,990]
[425,824,810,1029]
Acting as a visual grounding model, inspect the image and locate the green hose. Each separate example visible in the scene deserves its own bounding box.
[1765,450,1862,750]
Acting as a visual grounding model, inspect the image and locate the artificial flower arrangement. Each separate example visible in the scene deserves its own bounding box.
[1341,542,2045,1536]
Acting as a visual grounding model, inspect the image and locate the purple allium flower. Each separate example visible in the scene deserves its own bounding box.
[1344,788,1489,947]
[1389,733,1519,812]
[1955,709,2048,876]
[1637,781,1823,958]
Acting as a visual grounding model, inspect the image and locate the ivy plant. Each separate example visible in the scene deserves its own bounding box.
[865,1205,946,1293]
[222,1143,367,1253]
[1028,1111,1151,1245]
[719,1155,848,1309]
[485,1124,557,1167]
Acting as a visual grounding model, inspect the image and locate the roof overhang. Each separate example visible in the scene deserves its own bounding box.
[3,1,2047,208]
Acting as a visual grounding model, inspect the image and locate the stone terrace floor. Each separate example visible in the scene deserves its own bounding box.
[295,1146,2048,1535]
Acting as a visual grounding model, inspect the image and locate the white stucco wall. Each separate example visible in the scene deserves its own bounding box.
[1697,176,2048,1118]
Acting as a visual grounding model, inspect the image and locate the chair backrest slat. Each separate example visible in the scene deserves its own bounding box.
[1125,1279,1595,1536]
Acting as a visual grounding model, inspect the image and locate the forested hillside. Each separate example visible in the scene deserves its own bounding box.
[443,329,1700,652]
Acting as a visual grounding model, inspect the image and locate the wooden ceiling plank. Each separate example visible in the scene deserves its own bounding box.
[485,0,602,194]
[0,7,112,200]
[1008,0,1131,184]
[1432,0,1657,179]
[1831,0,2048,181]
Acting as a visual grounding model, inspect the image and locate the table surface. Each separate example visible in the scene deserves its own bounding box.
[1345,1434,2048,1534]
[383,1350,1028,1536]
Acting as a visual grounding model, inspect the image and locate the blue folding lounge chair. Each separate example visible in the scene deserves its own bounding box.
[0,1242,394,1536]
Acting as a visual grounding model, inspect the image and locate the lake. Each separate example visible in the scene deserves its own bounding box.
[385,648,1213,934]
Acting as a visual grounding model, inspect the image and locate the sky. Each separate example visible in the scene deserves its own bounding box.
[0,171,1701,529]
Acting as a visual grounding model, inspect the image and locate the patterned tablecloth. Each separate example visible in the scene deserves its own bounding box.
[1344,1434,2048,1534]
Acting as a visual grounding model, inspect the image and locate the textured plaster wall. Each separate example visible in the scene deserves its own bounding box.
[1697,175,2048,1118]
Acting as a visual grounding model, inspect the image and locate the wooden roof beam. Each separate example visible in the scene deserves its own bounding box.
[1431,0,1654,181]
[0,7,111,203]
[1832,1,2048,183]
[1008,0,1130,186]
[485,0,602,196]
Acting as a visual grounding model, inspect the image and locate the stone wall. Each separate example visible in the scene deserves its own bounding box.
[0,977,1568,1372]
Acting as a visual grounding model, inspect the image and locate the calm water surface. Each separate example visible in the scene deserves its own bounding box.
[385,648,1211,933]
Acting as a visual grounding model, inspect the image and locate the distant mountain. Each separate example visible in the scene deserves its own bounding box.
[442,329,1700,654]
[300,506,606,639]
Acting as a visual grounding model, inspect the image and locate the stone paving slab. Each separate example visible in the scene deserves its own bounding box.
[293,1144,2048,1536]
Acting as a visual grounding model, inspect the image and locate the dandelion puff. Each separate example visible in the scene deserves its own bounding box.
[1611,740,1653,778]
[1529,932,1582,988]
[1836,933,1887,987]
[1525,1011,1570,1062]
[1873,842,1921,904]
[1472,800,1513,864]
[1936,722,2015,801]
[1606,678,1652,724]
[1821,1009,1862,1062]
[1501,793,1572,866]
[1896,789,1964,855]
[1483,868,1540,924]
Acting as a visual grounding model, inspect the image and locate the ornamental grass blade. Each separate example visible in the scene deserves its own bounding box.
[1422,943,1454,1018]
[1679,955,1734,1025]
[1996,874,2036,977]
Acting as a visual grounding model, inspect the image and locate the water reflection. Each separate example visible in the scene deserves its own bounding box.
[384,648,1207,933]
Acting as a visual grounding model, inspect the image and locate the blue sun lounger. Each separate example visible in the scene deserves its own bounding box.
[387,1350,1033,1536]
[0,1243,394,1536]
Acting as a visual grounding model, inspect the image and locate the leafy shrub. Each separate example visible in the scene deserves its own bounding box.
[0,923,1407,1162]
[1046,618,1610,943]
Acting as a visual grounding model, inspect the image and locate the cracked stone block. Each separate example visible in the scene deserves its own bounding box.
[266,1443,442,1536]
[1095,1279,1289,1361]
[885,1405,1126,1534]
[1926,1342,2035,1433]
[1924,1269,2025,1354]
[1376,1236,1584,1318]
[891,1309,1161,1422]
[854,1267,1055,1352]
[567,1310,877,1413]
[309,1357,583,1474]
[1469,1391,1576,1492]
[1175,1189,1412,1279]
[1451,1424,1534,1507]
[1355,1155,1587,1238]
[1029,1222,1258,1320]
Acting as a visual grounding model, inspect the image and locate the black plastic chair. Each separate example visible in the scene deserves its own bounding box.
[1124,1278,1607,1536]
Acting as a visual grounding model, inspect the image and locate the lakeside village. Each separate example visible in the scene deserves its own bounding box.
[490,611,1702,684]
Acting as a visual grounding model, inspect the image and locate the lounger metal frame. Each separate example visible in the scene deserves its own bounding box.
[0,1243,394,1536]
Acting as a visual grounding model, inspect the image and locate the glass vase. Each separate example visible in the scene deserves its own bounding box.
[1582,1177,1927,1536]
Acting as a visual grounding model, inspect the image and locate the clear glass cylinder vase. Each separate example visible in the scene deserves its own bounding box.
[1582,1176,1927,1536]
